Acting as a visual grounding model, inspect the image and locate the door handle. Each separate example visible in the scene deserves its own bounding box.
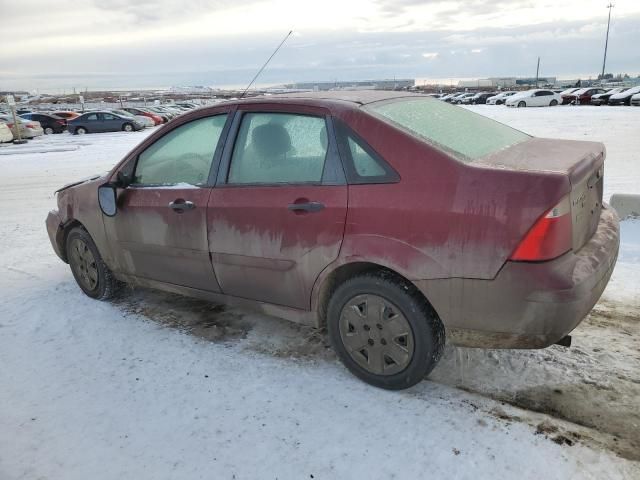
[288,201,325,213]
[169,199,195,213]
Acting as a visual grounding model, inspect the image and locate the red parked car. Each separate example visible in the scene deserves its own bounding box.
[46,92,619,389]
[566,87,608,105]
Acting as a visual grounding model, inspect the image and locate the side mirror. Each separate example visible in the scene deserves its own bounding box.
[98,184,118,217]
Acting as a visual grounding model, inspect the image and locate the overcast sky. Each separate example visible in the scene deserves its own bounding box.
[1,0,639,92]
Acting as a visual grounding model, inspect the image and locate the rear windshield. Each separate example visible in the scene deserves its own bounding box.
[366,98,530,162]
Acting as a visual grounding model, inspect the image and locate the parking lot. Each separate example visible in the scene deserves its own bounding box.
[1,105,639,479]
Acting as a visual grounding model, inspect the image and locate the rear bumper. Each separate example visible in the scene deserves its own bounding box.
[415,204,620,348]
[46,209,66,262]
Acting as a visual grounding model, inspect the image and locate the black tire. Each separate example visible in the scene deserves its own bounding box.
[66,227,119,300]
[496,100,503,105]
[122,123,134,132]
[550,99,558,106]
[327,272,445,390]
[75,127,87,135]
[44,127,54,135]
[518,101,526,108]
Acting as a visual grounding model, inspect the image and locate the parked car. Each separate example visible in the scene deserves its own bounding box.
[559,87,581,104]
[485,91,517,105]
[0,122,14,143]
[52,111,81,121]
[590,87,626,105]
[444,93,466,103]
[20,113,67,134]
[505,89,562,107]
[121,107,164,125]
[470,92,497,104]
[109,109,154,128]
[46,91,618,390]
[565,88,608,105]
[67,111,145,134]
[143,107,172,122]
[451,93,475,104]
[439,93,459,102]
[0,114,43,138]
[608,86,640,106]
[631,93,640,106]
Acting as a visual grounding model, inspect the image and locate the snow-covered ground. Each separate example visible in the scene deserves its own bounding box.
[1,106,639,479]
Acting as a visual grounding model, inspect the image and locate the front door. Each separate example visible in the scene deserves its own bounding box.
[104,113,230,291]
[208,108,348,309]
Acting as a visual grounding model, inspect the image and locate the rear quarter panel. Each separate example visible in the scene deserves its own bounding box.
[331,107,570,281]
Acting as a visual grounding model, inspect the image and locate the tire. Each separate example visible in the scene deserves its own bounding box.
[518,101,526,108]
[75,127,87,135]
[496,100,503,105]
[44,127,54,135]
[327,272,445,390]
[122,123,134,132]
[550,99,558,106]
[66,227,119,300]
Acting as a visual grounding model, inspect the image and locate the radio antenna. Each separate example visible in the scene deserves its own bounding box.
[240,30,293,98]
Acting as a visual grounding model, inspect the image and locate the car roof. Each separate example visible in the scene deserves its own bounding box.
[247,90,424,107]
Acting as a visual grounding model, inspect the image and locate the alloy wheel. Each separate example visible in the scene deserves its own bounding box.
[339,294,415,375]
[69,238,98,291]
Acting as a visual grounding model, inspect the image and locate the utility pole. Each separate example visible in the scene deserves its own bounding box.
[601,3,614,80]
[535,57,540,88]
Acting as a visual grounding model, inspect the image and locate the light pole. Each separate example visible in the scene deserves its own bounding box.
[601,3,614,80]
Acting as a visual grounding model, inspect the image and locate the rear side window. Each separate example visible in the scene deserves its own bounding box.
[228,113,328,184]
[366,98,529,162]
[134,115,227,185]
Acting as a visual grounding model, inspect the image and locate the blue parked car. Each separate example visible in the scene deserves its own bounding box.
[67,111,145,134]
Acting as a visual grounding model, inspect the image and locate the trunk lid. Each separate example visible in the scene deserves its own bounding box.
[476,137,605,251]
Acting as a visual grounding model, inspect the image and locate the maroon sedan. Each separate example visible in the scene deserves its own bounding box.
[46,91,619,389]
[566,87,608,105]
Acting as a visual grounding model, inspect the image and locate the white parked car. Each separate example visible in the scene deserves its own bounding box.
[486,91,517,105]
[0,114,42,139]
[505,89,562,108]
[0,122,14,143]
[631,93,640,107]
[608,86,640,106]
[451,93,475,104]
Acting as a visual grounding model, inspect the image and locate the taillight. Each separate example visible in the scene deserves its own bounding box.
[26,124,35,129]
[510,196,572,262]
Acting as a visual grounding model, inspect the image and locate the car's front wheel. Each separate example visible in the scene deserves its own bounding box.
[518,101,526,108]
[66,227,119,300]
[123,123,134,132]
[327,272,445,390]
[44,127,54,135]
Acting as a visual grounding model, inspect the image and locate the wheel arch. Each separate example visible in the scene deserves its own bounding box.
[312,260,441,330]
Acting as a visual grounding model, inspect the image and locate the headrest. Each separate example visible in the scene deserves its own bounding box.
[252,123,291,157]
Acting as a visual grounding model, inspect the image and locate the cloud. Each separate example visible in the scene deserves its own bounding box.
[422,52,439,59]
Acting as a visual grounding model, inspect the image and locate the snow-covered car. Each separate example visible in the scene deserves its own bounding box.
[486,91,517,105]
[590,87,626,105]
[0,121,14,143]
[505,89,562,108]
[608,86,640,106]
[631,93,640,106]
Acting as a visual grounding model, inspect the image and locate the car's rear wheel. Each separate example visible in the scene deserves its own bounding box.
[550,99,558,106]
[75,127,87,135]
[518,101,526,108]
[44,127,54,135]
[327,272,444,390]
[122,123,134,132]
[496,100,503,105]
[66,227,119,300]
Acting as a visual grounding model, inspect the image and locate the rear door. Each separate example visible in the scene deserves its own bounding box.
[104,112,232,291]
[207,106,348,309]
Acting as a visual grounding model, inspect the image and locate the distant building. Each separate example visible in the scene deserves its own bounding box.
[279,79,414,91]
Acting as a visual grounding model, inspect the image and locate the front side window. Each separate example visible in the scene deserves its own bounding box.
[227,113,328,184]
[366,98,529,162]
[86,114,98,121]
[134,115,227,185]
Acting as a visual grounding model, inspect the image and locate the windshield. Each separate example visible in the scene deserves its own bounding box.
[366,97,530,162]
